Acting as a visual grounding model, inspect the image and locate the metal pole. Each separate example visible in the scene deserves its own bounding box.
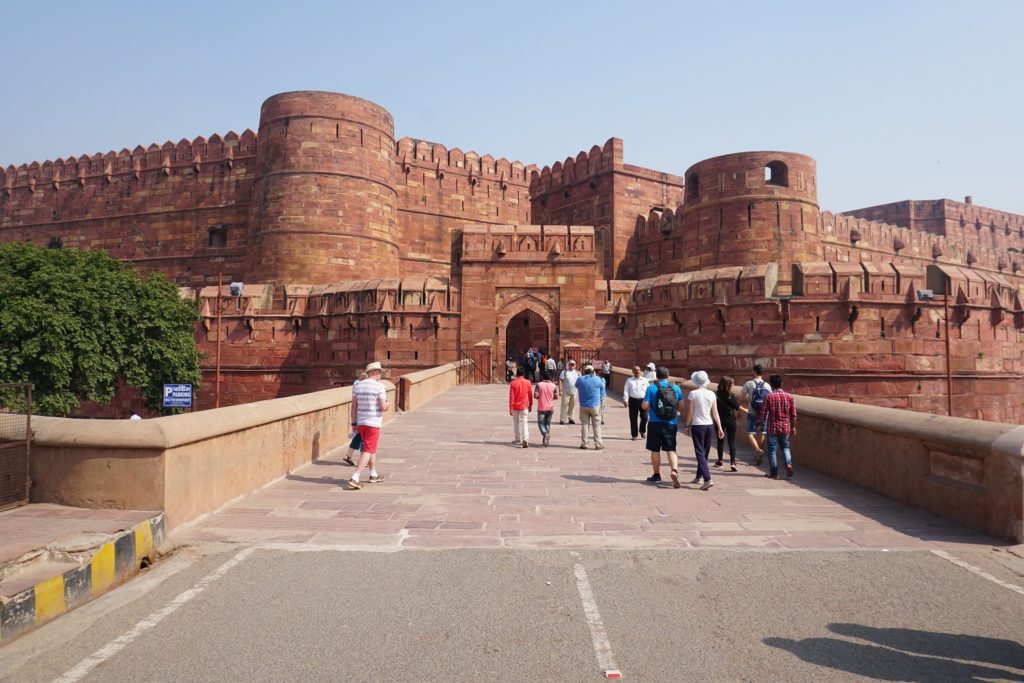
[216,272,222,409]
[944,276,953,417]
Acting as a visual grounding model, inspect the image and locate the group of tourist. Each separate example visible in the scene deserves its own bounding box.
[510,360,798,490]
[505,350,559,383]
[508,360,608,448]
[338,358,796,493]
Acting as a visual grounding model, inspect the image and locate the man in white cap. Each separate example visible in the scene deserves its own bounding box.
[558,359,581,425]
[348,361,390,490]
[644,363,657,382]
[683,370,725,491]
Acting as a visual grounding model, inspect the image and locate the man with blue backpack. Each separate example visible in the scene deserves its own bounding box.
[642,366,685,488]
[740,364,771,464]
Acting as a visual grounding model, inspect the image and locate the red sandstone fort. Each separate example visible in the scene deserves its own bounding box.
[1,91,1022,423]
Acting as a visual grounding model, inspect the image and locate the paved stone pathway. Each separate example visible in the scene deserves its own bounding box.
[182,385,1001,550]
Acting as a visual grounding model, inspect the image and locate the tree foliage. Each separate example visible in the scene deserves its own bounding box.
[0,242,201,416]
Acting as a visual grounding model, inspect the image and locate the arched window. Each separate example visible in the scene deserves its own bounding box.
[765,161,789,187]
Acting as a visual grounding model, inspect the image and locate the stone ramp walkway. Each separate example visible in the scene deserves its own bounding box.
[182,385,999,550]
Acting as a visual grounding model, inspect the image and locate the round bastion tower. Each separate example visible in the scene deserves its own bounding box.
[247,91,399,283]
[679,151,820,283]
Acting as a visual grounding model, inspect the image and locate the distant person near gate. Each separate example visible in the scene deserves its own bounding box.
[576,364,606,449]
[622,366,650,441]
[509,366,534,448]
[559,359,580,424]
[347,362,389,490]
[534,370,559,446]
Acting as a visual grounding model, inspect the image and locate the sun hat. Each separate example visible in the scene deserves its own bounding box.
[691,370,710,388]
[366,361,383,372]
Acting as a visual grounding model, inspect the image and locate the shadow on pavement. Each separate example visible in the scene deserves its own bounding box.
[765,625,1024,682]
[829,623,1024,671]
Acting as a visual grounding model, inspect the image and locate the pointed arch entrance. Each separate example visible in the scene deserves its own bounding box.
[496,294,558,370]
[506,309,549,357]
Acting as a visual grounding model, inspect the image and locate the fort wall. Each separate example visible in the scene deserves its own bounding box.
[0,131,258,288]
[2,90,1022,423]
[394,138,534,279]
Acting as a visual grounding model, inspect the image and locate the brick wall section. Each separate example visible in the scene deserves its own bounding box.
[0,131,257,288]
[394,138,534,280]
[530,139,685,281]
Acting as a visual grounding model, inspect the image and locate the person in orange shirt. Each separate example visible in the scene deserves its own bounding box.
[508,366,534,448]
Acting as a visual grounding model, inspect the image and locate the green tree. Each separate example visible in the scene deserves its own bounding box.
[0,242,201,416]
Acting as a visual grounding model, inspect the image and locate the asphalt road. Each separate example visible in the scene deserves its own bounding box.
[3,545,1023,682]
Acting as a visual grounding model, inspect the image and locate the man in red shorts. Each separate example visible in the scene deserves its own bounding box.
[348,361,390,490]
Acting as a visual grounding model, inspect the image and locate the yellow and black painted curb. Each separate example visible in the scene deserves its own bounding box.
[0,513,165,643]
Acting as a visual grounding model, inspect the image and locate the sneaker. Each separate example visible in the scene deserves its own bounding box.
[559,421,565,425]
[766,471,778,479]
[646,473,662,483]
[690,476,701,485]
[631,436,637,441]
[639,432,646,438]
[569,419,576,425]
[700,480,715,491]
[368,475,385,484]
[348,479,363,490]
[786,464,794,477]
[543,434,550,446]
[523,441,529,449]
[512,440,521,446]
[579,444,588,450]
[714,461,723,468]
[670,470,680,489]
[730,464,739,472]
[595,444,605,450]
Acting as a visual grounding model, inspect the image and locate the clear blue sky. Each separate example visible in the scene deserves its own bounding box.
[1,1,1021,214]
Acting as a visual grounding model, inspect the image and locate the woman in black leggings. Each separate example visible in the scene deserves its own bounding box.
[714,376,739,471]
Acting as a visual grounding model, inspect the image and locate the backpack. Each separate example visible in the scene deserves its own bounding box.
[653,382,679,420]
[751,380,769,413]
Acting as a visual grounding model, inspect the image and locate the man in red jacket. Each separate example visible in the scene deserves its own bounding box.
[509,366,534,448]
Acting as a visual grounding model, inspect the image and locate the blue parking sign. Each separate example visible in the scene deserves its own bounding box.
[163,383,193,408]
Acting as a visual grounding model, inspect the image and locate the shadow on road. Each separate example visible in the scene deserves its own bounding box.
[765,623,1024,682]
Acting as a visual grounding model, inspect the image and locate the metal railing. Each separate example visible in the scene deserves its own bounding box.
[0,383,32,510]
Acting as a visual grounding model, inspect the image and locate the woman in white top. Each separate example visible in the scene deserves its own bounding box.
[683,370,725,490]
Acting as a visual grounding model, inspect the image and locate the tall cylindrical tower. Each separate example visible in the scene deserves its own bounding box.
[679,151,821,276]
[247,91,399,283]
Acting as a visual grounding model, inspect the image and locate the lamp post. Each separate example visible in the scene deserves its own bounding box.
[916,284,953,417]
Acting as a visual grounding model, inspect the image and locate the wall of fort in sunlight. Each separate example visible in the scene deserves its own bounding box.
[2,90,1021,421]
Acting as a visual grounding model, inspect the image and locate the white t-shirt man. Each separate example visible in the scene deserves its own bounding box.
[353,378,387,428]
[687,387,717,426]
[545,357,557,373]
[560,367,581,395]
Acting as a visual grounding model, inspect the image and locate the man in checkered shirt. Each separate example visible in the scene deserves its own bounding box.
[756,374,796,479]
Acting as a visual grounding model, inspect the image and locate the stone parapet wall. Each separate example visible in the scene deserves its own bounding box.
[30,382,397,529]
[608,366,1024,542]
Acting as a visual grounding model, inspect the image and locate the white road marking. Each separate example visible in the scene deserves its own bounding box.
[931,550,1024,596]
[0,551,199,681]
[51,547,256,683]
[573,563,620,676]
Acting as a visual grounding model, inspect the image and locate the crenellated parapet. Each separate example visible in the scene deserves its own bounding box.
[529,138,624,197]
[0,130,257,199]
[820,211,1024,277]
[395,137,534,186]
